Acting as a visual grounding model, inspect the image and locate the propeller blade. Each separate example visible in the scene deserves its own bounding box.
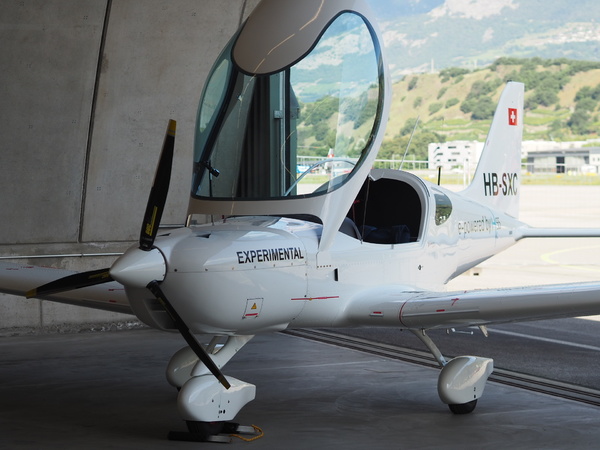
[147,280,231,390]
[139,119,176,251]
[26,268,113,299]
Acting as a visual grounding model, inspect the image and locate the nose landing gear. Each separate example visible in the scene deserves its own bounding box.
[166,335,258,442]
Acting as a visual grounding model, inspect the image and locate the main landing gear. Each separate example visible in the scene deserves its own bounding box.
[410,329,494,414]
[163,329,492,442]
[166,335,259,442]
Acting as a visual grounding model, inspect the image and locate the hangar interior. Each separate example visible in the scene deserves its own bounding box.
[0,0,260,331]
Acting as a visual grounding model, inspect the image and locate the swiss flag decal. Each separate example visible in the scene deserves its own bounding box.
[508,108,518,126]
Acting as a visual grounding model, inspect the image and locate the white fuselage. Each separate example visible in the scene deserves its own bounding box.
[126,171,524,336]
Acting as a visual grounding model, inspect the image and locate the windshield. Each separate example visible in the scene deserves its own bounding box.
[192,12,383,200]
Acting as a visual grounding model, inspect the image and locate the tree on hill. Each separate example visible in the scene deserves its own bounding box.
[460,97,490,120]
[459,79,501,120]
[439,67,470,83]
[567,110,592,135]
[566,83,600,135]
[575,84,600,102]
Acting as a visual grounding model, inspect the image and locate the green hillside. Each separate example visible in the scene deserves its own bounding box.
[380,58,600,162]
[294,57,600,163]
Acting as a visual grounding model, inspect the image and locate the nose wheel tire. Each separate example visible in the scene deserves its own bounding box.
[448,399,477,415]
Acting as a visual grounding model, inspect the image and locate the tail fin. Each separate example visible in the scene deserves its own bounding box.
[463,81,524,218]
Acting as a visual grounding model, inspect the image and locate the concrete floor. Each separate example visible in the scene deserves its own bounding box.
[2,328,600,449]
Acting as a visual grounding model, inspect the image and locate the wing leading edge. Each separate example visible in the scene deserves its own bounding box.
[0,262,132,315]
[344,282,600,330]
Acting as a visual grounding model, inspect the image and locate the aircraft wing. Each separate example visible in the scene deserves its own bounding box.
[346,282,600,330]
[0,261,132,315]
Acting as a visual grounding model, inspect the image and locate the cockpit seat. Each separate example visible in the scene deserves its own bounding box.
[362,224,411,244]
[340,217,411,244]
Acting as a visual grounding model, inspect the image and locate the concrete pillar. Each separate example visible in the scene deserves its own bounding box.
[0,0,260,331]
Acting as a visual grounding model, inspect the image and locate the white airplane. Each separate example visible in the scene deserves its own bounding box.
[2,0,600,442]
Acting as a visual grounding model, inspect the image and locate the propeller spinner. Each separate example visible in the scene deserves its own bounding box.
[26,120,230,390]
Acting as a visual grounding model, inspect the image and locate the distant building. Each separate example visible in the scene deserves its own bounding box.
[428,140,600,175]
[428,141,483,172]
[523,141,600,174]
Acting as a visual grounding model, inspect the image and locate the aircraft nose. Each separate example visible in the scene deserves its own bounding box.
[110,247,166,288]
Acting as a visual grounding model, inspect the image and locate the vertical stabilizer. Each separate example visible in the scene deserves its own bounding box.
[462,81,524,218]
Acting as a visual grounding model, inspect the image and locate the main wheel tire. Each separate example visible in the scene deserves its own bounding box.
[448,399,477,415]
[186,421,225,440]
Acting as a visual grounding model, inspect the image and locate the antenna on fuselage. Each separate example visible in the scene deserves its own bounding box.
[399,116,419,171]
[359,175,372,244]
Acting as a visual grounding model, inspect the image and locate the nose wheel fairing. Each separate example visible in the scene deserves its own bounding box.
[166,336,258,443]
[178,375,256,423]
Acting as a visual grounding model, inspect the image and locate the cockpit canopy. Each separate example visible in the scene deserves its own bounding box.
[191,5,384,201]
[187,0,389,250]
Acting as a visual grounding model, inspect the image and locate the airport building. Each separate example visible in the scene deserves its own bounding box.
[428,141,483,172]
[523,141,600,174]
[429,140,600,174]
